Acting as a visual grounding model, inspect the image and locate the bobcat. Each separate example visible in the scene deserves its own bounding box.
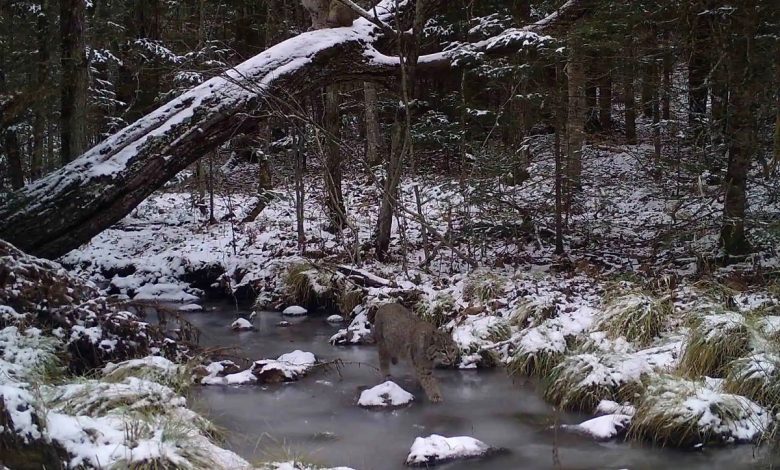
[300,0,358,29]
[373,303,460,403]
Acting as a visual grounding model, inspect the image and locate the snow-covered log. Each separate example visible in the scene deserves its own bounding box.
[0,0,590,259]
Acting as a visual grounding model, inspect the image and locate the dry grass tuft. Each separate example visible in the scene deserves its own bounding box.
[630,374,771,447]
[463,271,506,303]
[595,293,673,346]
[724,352,780,410]
[679,308,750,378]
[542,353,641,412]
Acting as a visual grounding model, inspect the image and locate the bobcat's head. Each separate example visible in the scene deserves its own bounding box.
[427,331,460,367]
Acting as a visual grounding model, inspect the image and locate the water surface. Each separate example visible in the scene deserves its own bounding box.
[187,307,773,470]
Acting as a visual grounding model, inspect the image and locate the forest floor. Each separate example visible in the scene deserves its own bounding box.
[58,132,780,455]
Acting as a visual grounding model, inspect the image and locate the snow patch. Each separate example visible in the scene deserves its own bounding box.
[358,381,414,408]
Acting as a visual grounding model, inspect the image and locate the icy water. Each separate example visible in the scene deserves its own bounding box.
[188,306,772,470]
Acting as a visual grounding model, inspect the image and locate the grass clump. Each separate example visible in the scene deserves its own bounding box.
[595,293,673,346]
[283,262,335,309]
[508,324,565,377]
[283,262,318,306]
[336,287,364,317]
[679,308,750,378]
[509,297,558,329]
[46,378,185,417]
[510,348,563,378]
[463,271,506,303]
[542,353,644,412]
[102,356,195,394]
[630,374,771,447]
[415,293,456,328]
[112,411,225,470]
[724,352,780,410]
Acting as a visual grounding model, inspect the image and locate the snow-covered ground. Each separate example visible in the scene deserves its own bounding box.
[57,144,780,451]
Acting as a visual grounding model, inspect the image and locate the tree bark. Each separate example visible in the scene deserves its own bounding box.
[623,41,637,145]
[60,0,88,165]
[687,7,709,132]
[323,83,347,230]
[31,0,50,180]
[566,37,586,192]
[5,129,24,189]
[364,81,382,166]
[598,67,612,131]
[720,2,760,256]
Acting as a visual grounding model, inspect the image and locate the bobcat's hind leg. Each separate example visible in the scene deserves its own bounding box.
[417,370,443,403]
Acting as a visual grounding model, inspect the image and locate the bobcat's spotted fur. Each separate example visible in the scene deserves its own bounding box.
[373,303,459,403]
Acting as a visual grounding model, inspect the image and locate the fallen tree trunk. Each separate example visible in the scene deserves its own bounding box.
[0,22,396,258]
[0,0,589,259]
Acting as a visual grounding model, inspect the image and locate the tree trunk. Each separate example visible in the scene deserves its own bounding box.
[375,112,405,259]
[661,43,672,121]
[710,59,728,163]
[511,0,531,23]
[31,0,50,180]
[623,42,637,145]
[566,38,586,192]
[364,81,382,167]
[687,8,709,133]
[323,83,347,230]
[375,0,427,259]
[598,68,612,131]
[60,0,88,165]
[5,129,24,189]
[720,2,760,256]
[0,28,396,258]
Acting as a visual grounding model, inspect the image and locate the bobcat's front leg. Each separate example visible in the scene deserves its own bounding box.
[417,369,443,403]
[378,343,391,378]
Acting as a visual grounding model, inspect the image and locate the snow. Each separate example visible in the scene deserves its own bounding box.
[179,303,203,312]
[133,282,200,302]
[331,308,373,345]
[258,350,316,374]
[282,305,308,316]
[596,400,636,417]
[231,318,254,331]
[327,314,345,323]
[563,414,632,441]
[202,350,316,385]
[358,381,414,407]
[406,434,495,466]
[102,355,181,378]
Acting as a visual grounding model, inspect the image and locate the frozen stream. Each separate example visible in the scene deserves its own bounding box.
[188,306,772,469]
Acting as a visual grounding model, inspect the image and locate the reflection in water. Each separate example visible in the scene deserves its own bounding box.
[188,306,773,470]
